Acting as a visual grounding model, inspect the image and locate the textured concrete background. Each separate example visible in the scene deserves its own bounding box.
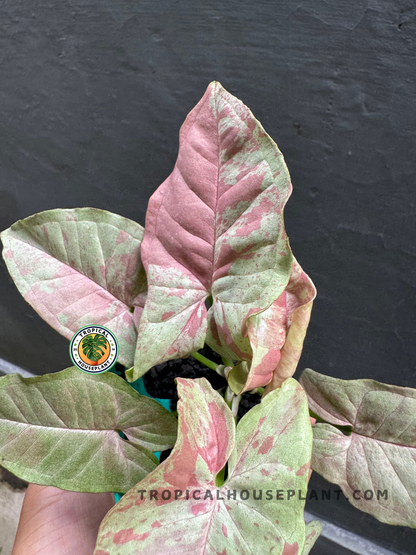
[0,1,415,553]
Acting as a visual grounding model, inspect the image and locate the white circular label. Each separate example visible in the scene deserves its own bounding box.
[69,325,119,374]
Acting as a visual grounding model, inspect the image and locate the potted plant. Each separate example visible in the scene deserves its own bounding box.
[0,82,414,554]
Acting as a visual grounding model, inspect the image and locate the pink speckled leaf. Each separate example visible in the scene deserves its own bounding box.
[95,377,313,554]
[0,367,177,493]
[1,208,146,367]
[301,521,322,555]
[300,368,416,528]
[229,257,316,394]
[130,81,296,381]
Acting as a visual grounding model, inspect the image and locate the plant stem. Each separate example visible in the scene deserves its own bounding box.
[231,394,241,419]
[190,351,219,371]
[225,385,241,422]
[249,387,265,395]
[222,356,234,368]
[225,385,234,406]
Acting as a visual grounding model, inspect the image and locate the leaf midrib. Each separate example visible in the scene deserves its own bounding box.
[5,229,138,308]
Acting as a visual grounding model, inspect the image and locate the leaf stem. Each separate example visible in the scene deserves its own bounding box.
[225,385,241,422]
[222,356,234,368]
[249,387,265,395]
[190,351,219,372]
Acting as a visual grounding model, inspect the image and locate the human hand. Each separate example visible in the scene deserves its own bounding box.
[12,484,115,555]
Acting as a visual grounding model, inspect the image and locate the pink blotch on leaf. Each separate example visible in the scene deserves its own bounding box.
[115,502,133,513]
[113,528,150,545]
[123,310,132,323]
[214,308,248,359]
[65,213,77,221]
[258,436,273,455]
[296,462,310,476]
[116,230,128,244]
[151,521,162,528]
[167,289,187,298]
[233,196,275,238]
[162,406,199,490]
[162,311,175,321]
[191,502,209,516]
[207,401,230,473]
[282,542,299,555]
[222,524,228,537]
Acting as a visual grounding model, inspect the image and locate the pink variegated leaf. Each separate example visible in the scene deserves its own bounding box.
[95,377,315,554]
[1,208,146,367]
[0,368,177,493]
[301,521,322,554]
[300,368,416,528]
[229,257,316,394]
[130,81,299,382]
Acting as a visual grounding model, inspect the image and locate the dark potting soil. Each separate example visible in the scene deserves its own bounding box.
[143,346,262,419]
[142,345,225,410]
[131,344,262,419]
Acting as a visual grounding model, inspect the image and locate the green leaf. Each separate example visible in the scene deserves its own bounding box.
[1,208,146,367]
[0,368,177,493]
[82,334,108,361]
[301,521,322,554]
[300,368,416,528]
[227,361,249,394]
[95,377,313,554]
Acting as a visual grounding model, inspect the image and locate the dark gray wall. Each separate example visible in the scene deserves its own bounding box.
[1,1,415,552]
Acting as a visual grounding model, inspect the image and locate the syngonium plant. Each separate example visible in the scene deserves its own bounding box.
[0,82,414,554]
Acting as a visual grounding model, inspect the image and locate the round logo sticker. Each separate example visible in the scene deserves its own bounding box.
[69,325,119,374]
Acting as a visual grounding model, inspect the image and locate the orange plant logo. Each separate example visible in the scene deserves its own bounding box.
[69,326,118,374]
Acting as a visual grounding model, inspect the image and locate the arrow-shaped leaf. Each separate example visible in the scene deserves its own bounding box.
[130,81,298,382]
[1,208,146,367]
[300,368,416,528]
[95,377,314,554]
[229,257,316,394]
[0,367,177,493]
